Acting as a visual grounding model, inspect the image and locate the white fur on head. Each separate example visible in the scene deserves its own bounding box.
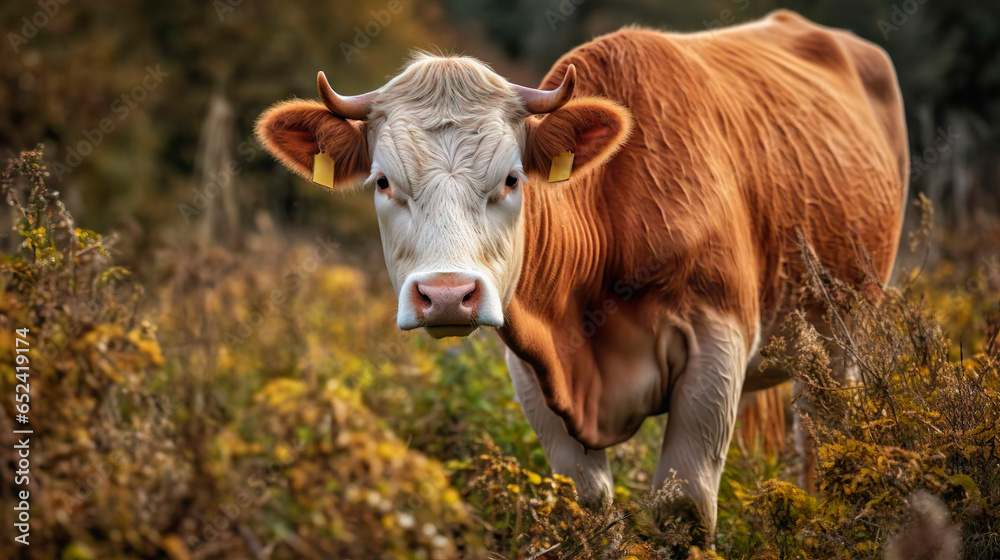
[363,55,530,333]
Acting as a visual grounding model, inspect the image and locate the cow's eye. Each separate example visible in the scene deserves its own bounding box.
[376,176,390,191]
[505,173,519,188]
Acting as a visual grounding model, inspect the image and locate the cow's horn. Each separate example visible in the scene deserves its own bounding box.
[513,64,576,114]
[317,71,377,120]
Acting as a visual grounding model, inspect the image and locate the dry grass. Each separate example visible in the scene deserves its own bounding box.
[1,148,998,559]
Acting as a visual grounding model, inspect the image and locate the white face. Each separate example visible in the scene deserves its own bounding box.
[367,115,527,338]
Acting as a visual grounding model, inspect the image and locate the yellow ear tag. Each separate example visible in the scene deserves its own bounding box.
[548,151,574,183]
[312,152,335,187]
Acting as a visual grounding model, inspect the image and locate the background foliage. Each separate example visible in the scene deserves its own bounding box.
[1,1,999,559]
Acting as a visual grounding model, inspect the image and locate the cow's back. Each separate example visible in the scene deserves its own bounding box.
[537,11,908,334]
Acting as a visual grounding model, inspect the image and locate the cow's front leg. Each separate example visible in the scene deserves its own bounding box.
[653,315,748,543]
[505,348,613,510]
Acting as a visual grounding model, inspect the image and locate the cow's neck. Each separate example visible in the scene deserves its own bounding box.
[497,176,610,435]
[519,178,609,312]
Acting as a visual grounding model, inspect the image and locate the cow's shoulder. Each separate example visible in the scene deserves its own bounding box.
[758,10,855,75]
[762,10,901,107]
[757,11,908,184]
[832,31,899,107]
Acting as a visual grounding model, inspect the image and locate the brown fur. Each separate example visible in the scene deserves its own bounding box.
[497,11,908,447]
[255,100,370,185]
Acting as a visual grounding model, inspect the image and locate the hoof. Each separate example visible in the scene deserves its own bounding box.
[573,464,614,511]
[648,479,712,553]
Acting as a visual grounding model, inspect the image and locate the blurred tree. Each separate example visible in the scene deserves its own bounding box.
[0,0,449,248]
[902,1,1000,226]
[1,0,997,253]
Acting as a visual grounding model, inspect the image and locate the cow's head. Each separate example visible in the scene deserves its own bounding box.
[257,55,631,338]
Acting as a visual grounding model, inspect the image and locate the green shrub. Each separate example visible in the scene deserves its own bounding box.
[3,146,997,559]
[732,242,1000,560]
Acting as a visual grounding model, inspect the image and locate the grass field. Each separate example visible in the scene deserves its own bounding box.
[1,147,998,559]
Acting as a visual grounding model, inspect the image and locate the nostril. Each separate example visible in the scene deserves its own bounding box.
[460,284,479,308]
[414,283,434,311]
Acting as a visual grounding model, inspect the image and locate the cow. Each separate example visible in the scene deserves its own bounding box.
[255,9,908,542]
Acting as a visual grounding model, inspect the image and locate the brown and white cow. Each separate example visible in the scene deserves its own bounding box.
[256,10,908,539]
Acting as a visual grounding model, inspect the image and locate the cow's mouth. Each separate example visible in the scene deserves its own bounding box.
[396,270,505,335]
[424,324,479,339]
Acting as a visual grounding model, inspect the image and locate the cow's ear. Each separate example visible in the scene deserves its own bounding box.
[255,100,370,189]
[524,97,632,182]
